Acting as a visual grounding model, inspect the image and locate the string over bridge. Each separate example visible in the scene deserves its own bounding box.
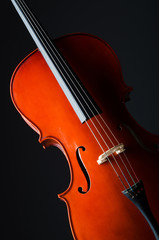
[97,143,125,165]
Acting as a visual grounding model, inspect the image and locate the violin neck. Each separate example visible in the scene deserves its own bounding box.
[11,0,101,123]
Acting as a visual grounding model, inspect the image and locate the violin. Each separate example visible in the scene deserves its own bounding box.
[10,0,159,239]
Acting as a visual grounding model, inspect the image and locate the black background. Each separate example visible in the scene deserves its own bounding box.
[4,0,159,239]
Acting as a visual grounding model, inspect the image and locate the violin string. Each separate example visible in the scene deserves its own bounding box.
[17,0,135,188]
[20,0,138,184]
[85,122,127,189]
[94,116,139,182]
[16,1,130,189]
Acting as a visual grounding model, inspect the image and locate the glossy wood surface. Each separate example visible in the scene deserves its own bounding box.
[10,33,159,240]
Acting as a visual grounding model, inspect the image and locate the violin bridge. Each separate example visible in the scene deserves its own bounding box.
[97,143,125,165]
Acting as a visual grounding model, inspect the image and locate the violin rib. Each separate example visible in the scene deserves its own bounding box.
[11,33,159,240]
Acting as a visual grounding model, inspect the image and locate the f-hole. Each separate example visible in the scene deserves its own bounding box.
[76,146,91,194]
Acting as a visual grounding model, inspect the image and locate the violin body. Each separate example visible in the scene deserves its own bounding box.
[11,33,159,239]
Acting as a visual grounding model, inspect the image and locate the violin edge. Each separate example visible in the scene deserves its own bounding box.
[10,32,159,141]
[10,32,159,240]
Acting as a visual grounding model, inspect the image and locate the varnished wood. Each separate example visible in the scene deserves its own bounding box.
[11,33,159,240]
